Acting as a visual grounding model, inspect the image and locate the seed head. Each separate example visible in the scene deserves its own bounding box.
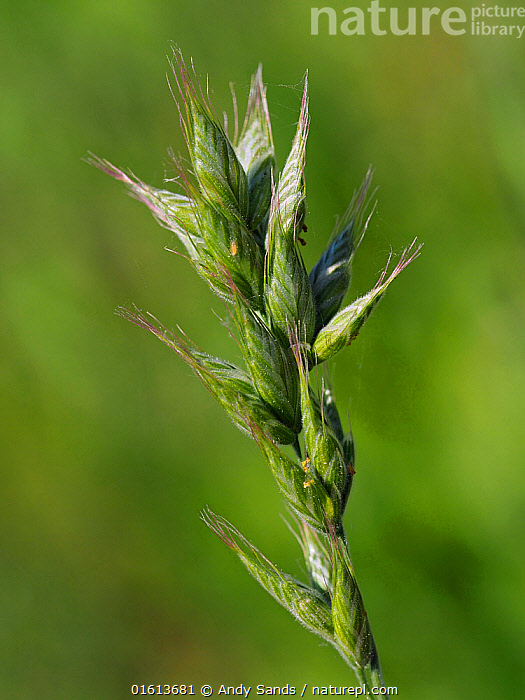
[92,51,420,685]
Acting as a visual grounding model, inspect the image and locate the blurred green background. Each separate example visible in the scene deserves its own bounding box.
[2,1,524,698]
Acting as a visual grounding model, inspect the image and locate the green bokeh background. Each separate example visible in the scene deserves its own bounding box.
[2,1,524,698]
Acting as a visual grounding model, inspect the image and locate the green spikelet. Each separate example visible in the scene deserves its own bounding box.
[265,79,316,344]
[233,294,301,435]
[329,528,380,677]
[309,169,375,336]
[297,520,334,596]
[202,509,335,642]
[292,345,349,528]
[248,417,334,531]
[118,307,296,445]
[313,239,422,364]
[174,51,250,221]
[234,65,275,234]
[319,385,356,484]
[191,196,265,309]
[86,157,205,259]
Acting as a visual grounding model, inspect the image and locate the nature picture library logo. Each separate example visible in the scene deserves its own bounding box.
[311,2,525,38]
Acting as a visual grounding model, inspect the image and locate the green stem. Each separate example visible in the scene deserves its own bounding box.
[369,646,385,689]
[356,651,385,695]
[356,668,369,694]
